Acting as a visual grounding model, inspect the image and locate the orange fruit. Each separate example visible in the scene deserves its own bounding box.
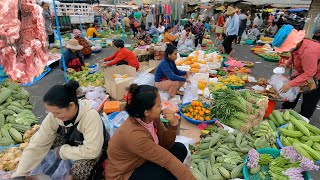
[191,101,197,107]
[205,116,211,121]
[199,117,204,121]
[205,110,210,114]
[199,102,203,107]
[190,63,200,68]
[199,111,204,116]
[185,61,192,65]
[191,68,199,73]
[182,107,186,112]
[194,110,199,113]
[175,60,184,66]
[198,60,206,64]
[189,108,194,112]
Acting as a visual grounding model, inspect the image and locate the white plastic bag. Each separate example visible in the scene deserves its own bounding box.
[133,72,155,86]
[182,75,198,104]
[159,91,170,101]
[31,150,73,179]
[185,38,194,47]
[268,74,300,102]
[242,31,248,40]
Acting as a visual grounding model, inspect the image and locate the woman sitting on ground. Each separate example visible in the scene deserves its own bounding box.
[136,24,152,45]
[73,29,92,58]
[60,39,85,72]
[163,26,178,44]
[105,84,195,180]
[12,80,109,180]
[154,44,191,99]
[247,24,261,41]
[86,24,101,38]
[99,39,140,70]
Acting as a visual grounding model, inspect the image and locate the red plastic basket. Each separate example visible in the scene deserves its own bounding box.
[264,100,276,118]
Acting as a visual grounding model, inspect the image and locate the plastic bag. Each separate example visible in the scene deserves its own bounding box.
[268,74,300,102]
[159,91,170,101]
[242,31,248,40]
[182,75,198,104]
[133,72,155,86]
[185,38,194,47]
[30,150,73,180]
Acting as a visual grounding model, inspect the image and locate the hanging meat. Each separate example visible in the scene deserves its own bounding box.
[0,0,48,84]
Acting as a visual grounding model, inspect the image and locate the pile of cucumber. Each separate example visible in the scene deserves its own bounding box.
[189,127,258,179]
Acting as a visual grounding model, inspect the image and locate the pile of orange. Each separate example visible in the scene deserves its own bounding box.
[175,54,207,73]
[181,101,212,121]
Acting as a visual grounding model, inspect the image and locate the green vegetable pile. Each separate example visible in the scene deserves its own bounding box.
[271,109,320,161]
[67,64,105,87]
[0,81,38,146]
[259,53,281,62]
[189,126,259,179]
[210,89,269,133]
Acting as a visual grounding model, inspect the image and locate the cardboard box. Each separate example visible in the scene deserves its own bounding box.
[144,60,160,74]
[104,65,137,100]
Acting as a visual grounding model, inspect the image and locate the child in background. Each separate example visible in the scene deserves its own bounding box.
[205,21,210,32]
[215,33,226,54]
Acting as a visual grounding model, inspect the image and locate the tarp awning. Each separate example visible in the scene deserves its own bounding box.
[287,8,309,12]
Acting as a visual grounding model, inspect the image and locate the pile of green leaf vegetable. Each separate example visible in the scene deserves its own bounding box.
[0,81,38,146]
[210,89,268,133]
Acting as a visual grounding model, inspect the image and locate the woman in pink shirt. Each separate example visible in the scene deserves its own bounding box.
[273,25,320,119]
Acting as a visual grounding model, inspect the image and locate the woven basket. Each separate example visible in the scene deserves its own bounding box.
[216,26,223,34]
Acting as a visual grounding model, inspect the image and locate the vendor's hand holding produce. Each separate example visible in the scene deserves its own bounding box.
[162,108,178,126]
[280,83,292,93]
[181,101,212,121]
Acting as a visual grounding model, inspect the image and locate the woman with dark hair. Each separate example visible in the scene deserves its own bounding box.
[154,44,191,98]
[41,2,54,46]
[106,84,195,180]
[136,25,152,45]
[99,39,140,70]
[12,80,109,180]
[163,26,178,44]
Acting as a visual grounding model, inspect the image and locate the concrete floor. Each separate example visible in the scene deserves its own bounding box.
[24,38,319,178]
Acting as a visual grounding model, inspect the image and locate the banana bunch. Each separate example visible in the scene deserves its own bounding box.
[252,121,277,146]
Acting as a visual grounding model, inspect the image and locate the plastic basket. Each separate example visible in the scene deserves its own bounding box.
[243,148,311,180]
[92,49,102,53]
[245,39,255,45]
[179,102,217,125]
[180,53,190,57]
[262,56,280,62]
